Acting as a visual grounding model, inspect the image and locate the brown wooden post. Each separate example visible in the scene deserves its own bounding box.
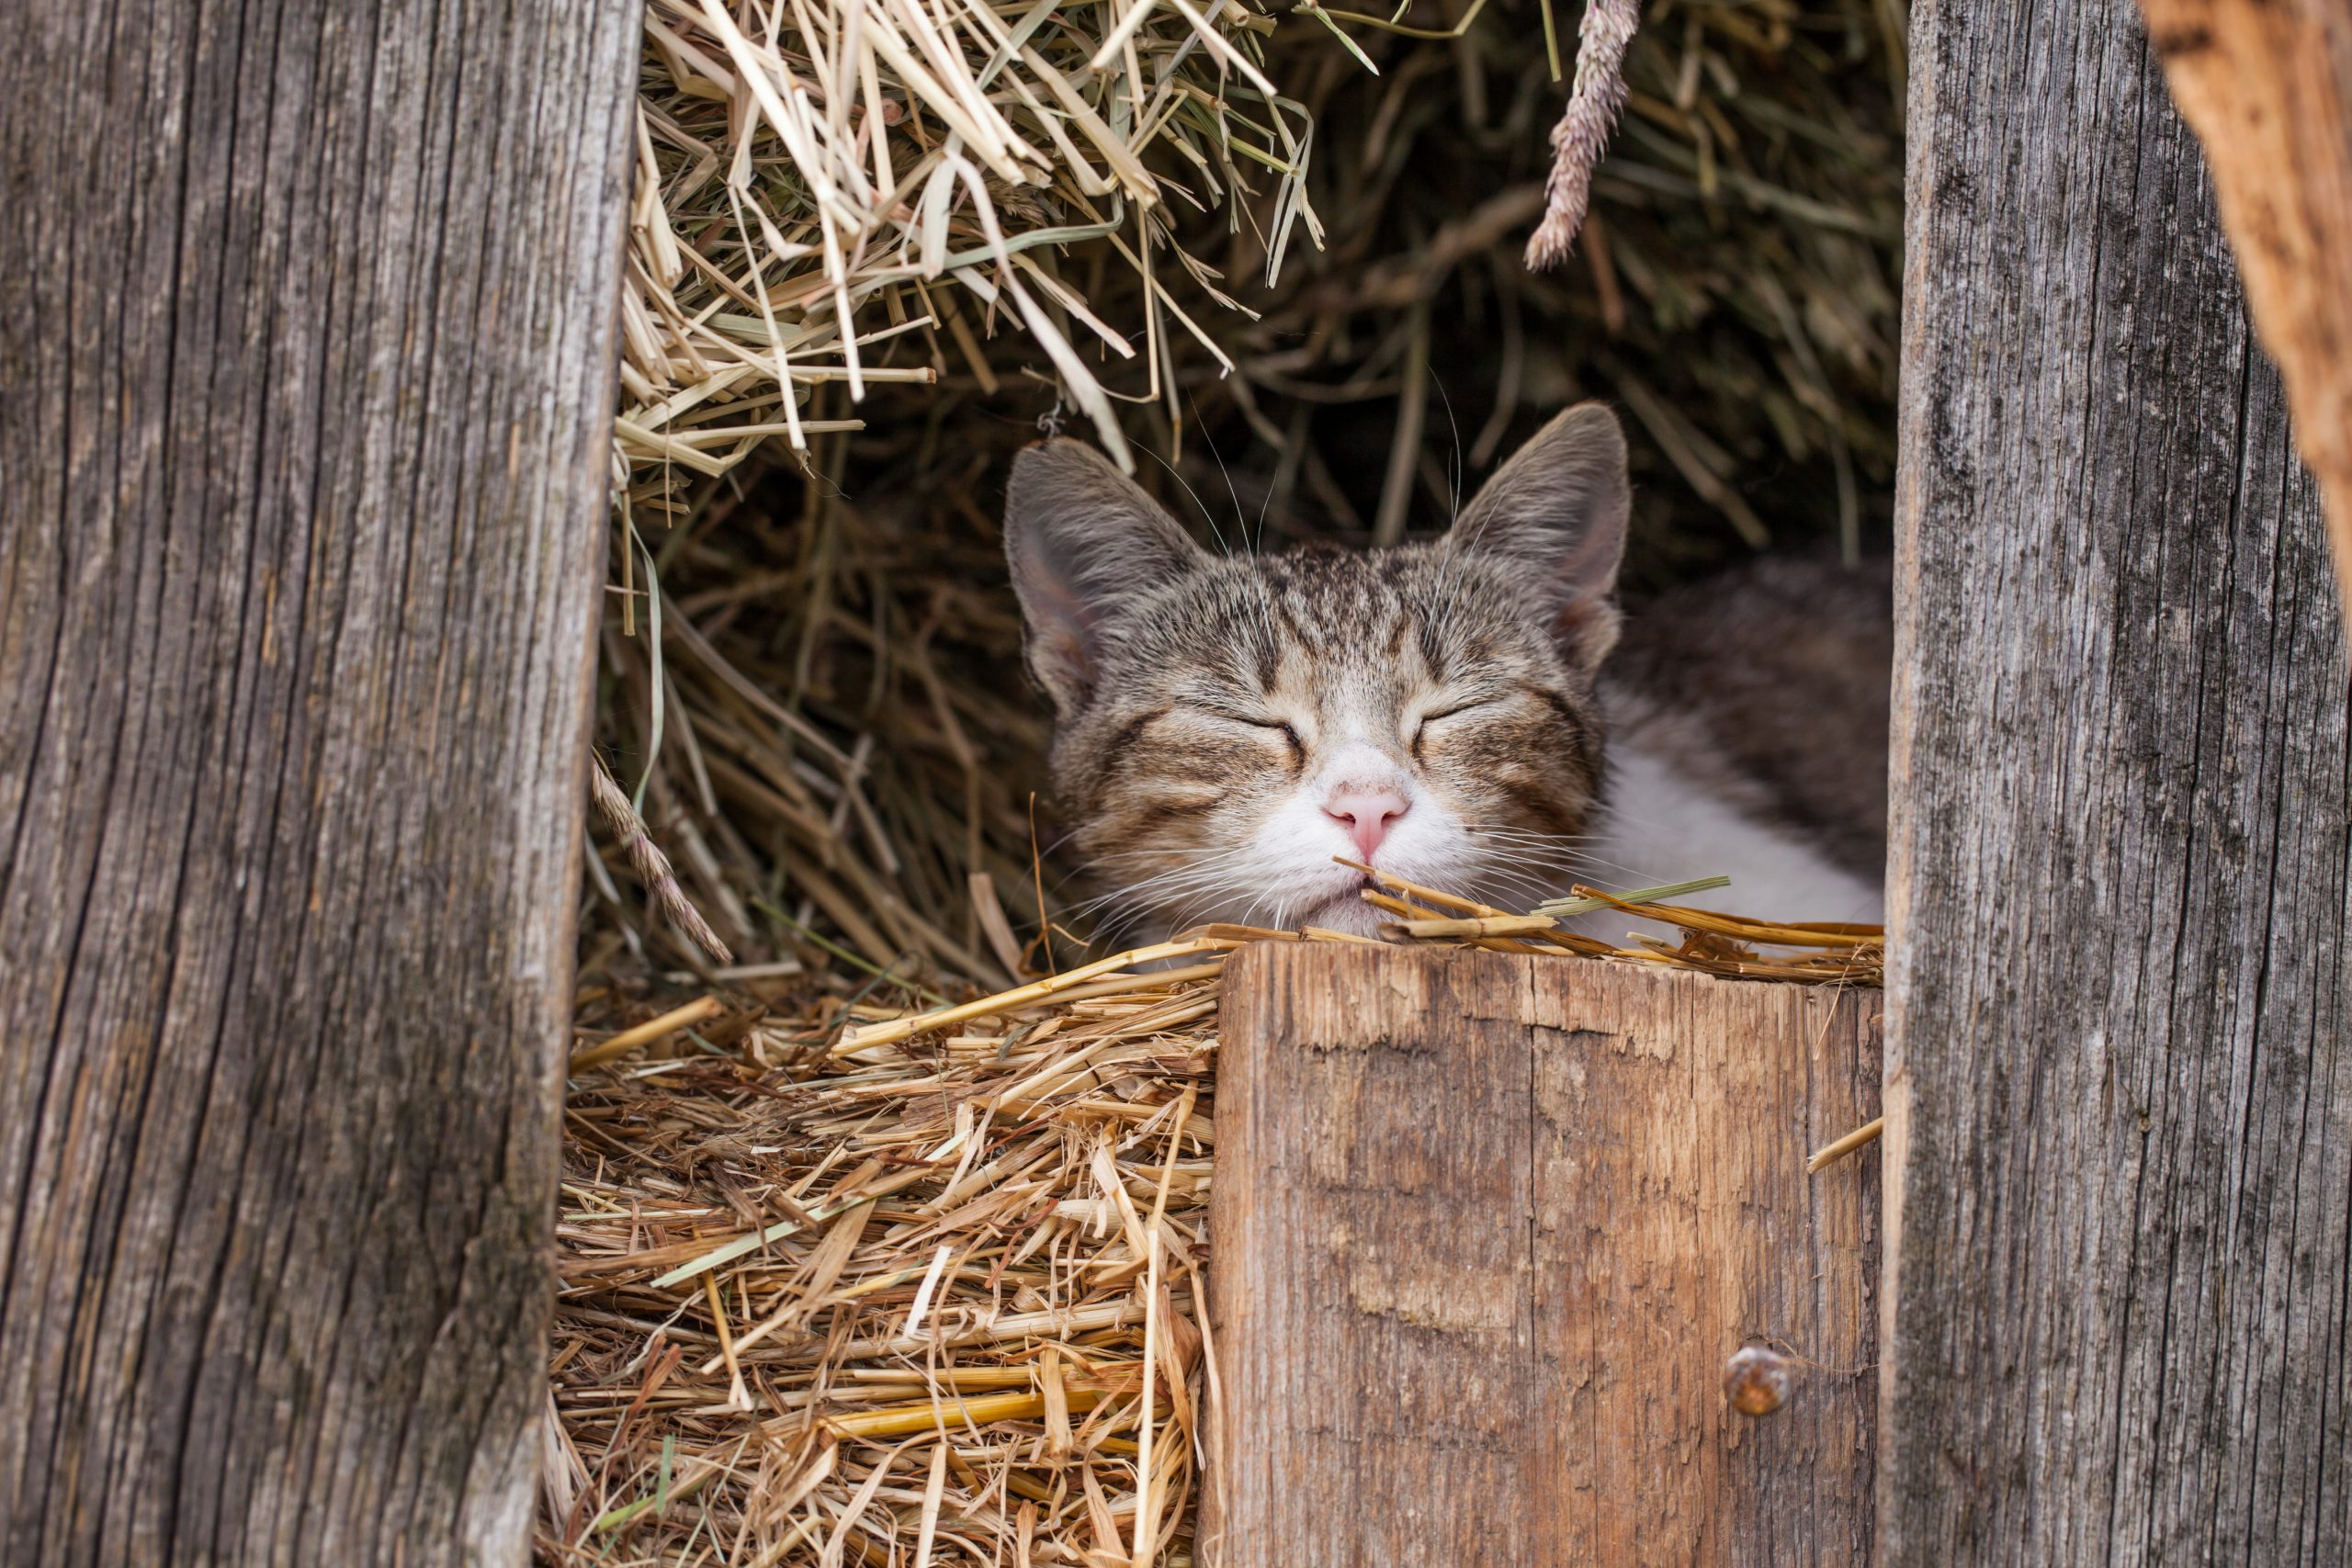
[1883,0,2352,1558]
[0,3,638,1562]
[1208,943,1881,1565]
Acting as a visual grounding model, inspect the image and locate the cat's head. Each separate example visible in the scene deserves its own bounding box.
[1005,404,1630,940]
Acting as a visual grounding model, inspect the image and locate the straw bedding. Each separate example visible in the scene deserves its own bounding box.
[546,875,1877,1564]
[559,0,1902,1558]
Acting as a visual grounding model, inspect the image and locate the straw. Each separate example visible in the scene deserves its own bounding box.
[1807,1115,1885,1172]
[569,995,727,1072]
[553,858,1882,1561]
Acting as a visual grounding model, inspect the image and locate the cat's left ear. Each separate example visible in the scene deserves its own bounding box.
[1451,401,1630,675]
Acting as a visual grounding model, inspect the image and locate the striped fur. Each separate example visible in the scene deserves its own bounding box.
[1003,405,1888,940]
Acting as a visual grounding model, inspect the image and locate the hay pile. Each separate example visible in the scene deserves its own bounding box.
[543,874,1878,1564]
[546,963,1224,1566]
[614,0,1905,588]
[561,0,1904,1557]
[1179,0,1905,584]
[616,0,1315,519]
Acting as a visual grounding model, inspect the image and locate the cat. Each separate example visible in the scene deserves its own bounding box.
[1001,403,1889,943]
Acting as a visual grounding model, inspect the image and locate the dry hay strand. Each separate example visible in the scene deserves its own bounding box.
[1524,0,1641,268]
[542,869,1876,1564]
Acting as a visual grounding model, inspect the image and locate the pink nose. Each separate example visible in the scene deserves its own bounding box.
[1325,788,1409,859]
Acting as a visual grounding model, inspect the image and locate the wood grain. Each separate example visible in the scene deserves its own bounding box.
[1884,0,2352,1558]
[2138,0,2352,618]
[0,2,639,1562]
[1208,942,1880,1566]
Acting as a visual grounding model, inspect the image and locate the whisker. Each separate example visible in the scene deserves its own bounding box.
[1433,370,1464,526]
[1190,396,1251,557]
[1142,446,1230,559]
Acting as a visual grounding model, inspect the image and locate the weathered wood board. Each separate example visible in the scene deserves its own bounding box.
[1208,942,1880,1566]
[1886,0,2352,1558]
[2138,0,2352,618]
[0,2,638,1562]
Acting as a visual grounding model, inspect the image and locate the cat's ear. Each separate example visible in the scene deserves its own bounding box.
[1451,402,1631,675]
[1004,438,1206,715]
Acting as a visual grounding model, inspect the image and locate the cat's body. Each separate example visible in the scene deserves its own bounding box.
[1002,406,1888,942]
[1583,557,1890,937]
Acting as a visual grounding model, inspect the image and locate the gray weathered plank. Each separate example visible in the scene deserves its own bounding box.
[1210,942,1879,1566]
[1883,0,2352,1560]
[0,2,639,1562]
[2137,0,2352,618]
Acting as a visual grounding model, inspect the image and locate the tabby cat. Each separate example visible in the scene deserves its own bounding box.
[1002,404,1889,942]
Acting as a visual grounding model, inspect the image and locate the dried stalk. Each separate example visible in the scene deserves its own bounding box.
[1524,0,1640,269]
[589,755,735,964]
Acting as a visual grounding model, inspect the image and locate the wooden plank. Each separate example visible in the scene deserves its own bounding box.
[0,2,639,1562]
[2138,0,2352,617]
[1208,942,1880,1566]
[1884,0,2352,1558]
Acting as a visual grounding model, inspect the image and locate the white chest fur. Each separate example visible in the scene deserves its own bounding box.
[1560,739,1884,942]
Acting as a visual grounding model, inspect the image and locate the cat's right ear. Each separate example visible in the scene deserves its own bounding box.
[1004,438,1205,716]
[1450,402,1632,677]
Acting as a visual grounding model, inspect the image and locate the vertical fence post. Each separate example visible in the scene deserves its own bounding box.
[1883,0,2352,1558]
[0,3,639,1560]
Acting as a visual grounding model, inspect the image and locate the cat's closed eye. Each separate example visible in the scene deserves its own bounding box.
[1192,705,1292,732]
[1409,700,1494,750]
[1171,705,1304,761]
[1220,712,1303,757]
[1413,701,1486,732]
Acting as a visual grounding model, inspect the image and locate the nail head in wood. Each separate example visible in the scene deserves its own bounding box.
[1724,1345,1792,1417]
